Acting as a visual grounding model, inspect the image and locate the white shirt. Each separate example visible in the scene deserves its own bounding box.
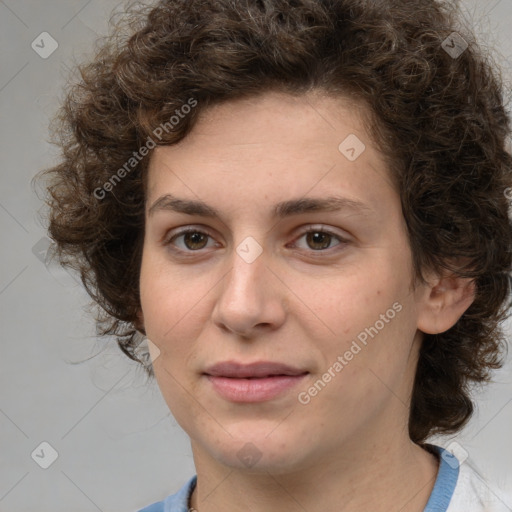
[445,453,512,512]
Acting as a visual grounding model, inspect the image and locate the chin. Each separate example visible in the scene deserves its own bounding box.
[197,426,313,474]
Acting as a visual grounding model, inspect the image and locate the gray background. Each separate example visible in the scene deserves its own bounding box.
[1,1,511,511]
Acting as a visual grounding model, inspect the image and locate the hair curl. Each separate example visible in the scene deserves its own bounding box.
[38,0,512,444]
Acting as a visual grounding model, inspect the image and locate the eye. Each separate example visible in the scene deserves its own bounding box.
[290,226,348,252]
[164,228,217,253]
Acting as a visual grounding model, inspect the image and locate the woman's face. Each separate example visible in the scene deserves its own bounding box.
[139,90,429,473]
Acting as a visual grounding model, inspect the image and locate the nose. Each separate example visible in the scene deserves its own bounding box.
[211,243,287,338]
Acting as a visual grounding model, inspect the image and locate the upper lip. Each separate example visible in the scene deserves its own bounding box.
[204,361,309,378]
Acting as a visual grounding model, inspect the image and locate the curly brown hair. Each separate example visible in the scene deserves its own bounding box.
[38,0,512,444]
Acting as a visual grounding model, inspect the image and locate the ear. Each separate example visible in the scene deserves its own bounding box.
[416,270,476,335]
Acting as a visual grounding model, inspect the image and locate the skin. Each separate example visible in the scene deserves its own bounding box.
[138,90,475,512]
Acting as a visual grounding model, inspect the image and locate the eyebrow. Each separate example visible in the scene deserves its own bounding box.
[147,193,374,219]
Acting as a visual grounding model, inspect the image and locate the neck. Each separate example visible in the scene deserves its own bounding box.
[189,437,439,512]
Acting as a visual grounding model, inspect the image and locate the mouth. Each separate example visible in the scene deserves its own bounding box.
[203,361,309,402]
[204,361,308,378]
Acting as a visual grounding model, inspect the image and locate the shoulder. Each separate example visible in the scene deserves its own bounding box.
[447,460,512,512]
[423,444,511,512]
[136,475,197,512]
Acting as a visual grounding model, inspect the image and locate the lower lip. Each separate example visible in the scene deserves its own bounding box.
[205,374,308,402]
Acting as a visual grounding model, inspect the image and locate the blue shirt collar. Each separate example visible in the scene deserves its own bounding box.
[423,443,460,512]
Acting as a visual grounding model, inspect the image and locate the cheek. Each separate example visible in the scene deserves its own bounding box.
[315,270,414,383]
[302,306,415,432]
[139,258,203,420]
[139,250,202,339]
[318,267,404,338]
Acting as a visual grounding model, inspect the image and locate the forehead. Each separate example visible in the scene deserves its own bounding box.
[168,90,372,149]
[145,91,396,217]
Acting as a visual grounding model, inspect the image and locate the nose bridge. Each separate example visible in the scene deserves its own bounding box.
[212,234,284,335]
[225,235,267,301]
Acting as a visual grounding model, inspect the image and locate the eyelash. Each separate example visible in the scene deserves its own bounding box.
[163,226,349,257]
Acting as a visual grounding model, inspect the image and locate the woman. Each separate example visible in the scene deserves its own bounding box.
[40,0,512,510]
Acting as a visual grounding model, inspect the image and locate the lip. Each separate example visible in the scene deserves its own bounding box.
[204,361,308,378]
[203,361,309,402]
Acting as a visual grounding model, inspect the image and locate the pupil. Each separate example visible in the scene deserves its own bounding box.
[185,232,206,249]
[308,232,330,250]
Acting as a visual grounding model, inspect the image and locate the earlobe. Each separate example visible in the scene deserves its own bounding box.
[417,273,476,335]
